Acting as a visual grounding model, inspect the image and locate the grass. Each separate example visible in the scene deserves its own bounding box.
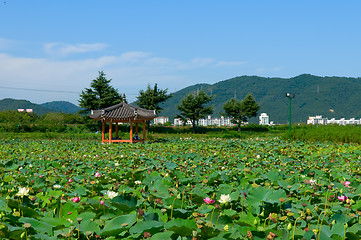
[289,124,361,144]
[1,124,361,144]
[0,132,100,140]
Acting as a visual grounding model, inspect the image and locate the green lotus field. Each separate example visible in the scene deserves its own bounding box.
[0,137,361,239]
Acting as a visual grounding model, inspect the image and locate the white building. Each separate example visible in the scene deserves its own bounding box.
[153,116,169,125]
[198,115,234,127]
[173,115,234,127]
[173,118,192,126]
[307,115,327,125]
[259,113,270,125]
[307,115,361,125]
[17,109,33,113]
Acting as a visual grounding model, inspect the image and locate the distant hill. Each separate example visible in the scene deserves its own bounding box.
[0,98,80,115]
[159,74,361,124]
[3,74,361,123]
[40,101,80,113]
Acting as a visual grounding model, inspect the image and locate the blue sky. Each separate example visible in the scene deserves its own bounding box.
[1,1,361,105]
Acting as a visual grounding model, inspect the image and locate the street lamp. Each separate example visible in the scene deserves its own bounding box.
[285,92,295,140]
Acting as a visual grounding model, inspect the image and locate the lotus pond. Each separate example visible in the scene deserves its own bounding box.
[0,137,361,240]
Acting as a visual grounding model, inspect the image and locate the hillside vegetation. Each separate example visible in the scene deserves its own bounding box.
[0,98,80,114]
[2,74,361,124]
[160,74,361,124]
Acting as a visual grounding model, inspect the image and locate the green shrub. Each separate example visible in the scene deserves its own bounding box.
[289,124,361,144]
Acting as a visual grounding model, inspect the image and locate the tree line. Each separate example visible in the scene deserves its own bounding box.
[0,111,87,133]
[0,71,260,133]
[79,71,260,133]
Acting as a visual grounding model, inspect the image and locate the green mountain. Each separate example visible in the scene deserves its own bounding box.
[40,101,80,113]
[159,74,361,124]
[0,98,80,115]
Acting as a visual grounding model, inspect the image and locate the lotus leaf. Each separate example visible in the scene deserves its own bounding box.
[0,138,361,239]
[129,220,163,234]
[149,230,174,239]
[100,213,137,236]
[79,219,100,234]
[164,218,197,237]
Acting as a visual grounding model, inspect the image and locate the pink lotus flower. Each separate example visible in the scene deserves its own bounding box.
[72,197,80,203]
[309,179,316,186]
[100,200,105,205]
[203,197,215,204]
[343,181,351,188]
[68,178,72,183]
[337,195,348,202]
[94,172,101,177]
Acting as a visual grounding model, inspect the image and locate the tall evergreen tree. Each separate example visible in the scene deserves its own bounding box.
[135,84,172,114]
[177,90,214,133]
[223,98,245,131]
[223,93,260,131]
[241,93,260,120]
[79,71,122,113]
[135,83,172,130]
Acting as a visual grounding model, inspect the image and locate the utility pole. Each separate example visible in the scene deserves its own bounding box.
[285,92,295,140]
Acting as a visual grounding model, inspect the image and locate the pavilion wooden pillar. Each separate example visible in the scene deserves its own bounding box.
[143,120,146,141]
[115,122,119,139]
[102,121,105,143]
[109,121,112,144]
[130,121,133,143]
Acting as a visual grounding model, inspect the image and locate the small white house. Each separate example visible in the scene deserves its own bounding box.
[17,109,33,113]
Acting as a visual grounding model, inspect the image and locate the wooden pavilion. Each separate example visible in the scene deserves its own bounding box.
[90,96,156,143]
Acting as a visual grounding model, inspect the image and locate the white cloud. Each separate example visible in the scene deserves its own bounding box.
[0,38,12,49]
[139,56,216,70]
[272,66,283,72]
[119,51,151,62]
[0,53,112,90]
[44,42,108,56]
[191,57,215,67]
[256,67,265,74]
[0,51,249,103]
[215,60,245,67]
[0,38,20,51]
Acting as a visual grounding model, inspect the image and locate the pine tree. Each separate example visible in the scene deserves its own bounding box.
[177,90,214,133]
[79,71,122,113]
[223,98,245,131]
[241,93,260,120]
[135,84,172,130]
[223,93,260,131]
[135,84,172,114]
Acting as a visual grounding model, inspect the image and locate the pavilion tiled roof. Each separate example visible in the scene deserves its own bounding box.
[90,98,156,122]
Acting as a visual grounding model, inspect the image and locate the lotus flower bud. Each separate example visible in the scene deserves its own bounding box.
[287,223,292,231]
[223,225,229,231]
